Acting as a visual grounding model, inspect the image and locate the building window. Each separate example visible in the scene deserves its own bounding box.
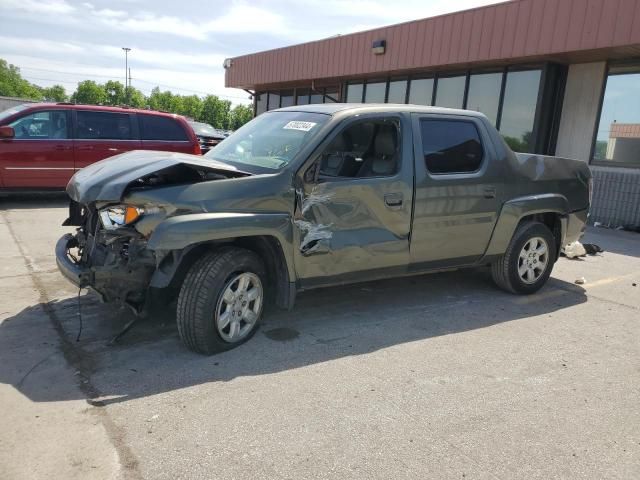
[364,81,386,103]
[593,67,640,166]
[255,92,268,115]
[296,89,310,105]
[324,87,339,102]
[408,78,433,105]
[267,92,280,110]
[434,75,465,108]
[346,83,364,103]
[466,72,502,126]
[280,90,294,108]
[499,70,541,152]
[387,80,407,104]
[309,92,323,104]
[420,119,484,174]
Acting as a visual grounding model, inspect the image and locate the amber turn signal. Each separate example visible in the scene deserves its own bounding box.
[124,206,141,224]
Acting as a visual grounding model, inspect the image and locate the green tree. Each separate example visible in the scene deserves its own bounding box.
[228,104,253,130]
[41,84,67,102]
[104,80,126,106]
[0,59,42,99]
[201,95,231,129]
[72,80,107,105]
[179,95,203,119]
[128,87,146,108]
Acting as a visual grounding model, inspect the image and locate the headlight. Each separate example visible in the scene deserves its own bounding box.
[99,205,162,229]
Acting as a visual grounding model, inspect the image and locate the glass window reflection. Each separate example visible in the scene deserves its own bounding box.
[466,72,502,125]
[434,75,465,108]
[267,92,280,110]
[499,70,541,152]
[593,71,640,166]
[387,80,407,103]
[364,81,386,103]
[408,78,433,105]
[346,83,363,103]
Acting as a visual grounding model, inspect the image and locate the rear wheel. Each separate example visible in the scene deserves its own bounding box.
[176,247,265,355]
[491,221,556,294]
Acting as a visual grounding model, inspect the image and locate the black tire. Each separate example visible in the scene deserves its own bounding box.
[491,221,557,295]
[176,247,266,355]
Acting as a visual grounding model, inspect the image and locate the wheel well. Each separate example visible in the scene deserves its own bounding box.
[517,212,562,257]
[164,236,293,309]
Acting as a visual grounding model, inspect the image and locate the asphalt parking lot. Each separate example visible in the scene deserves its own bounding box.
[0,195,638,480]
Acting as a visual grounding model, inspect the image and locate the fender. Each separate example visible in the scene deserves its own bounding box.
[147,212,296,280]
[483,193,569,257]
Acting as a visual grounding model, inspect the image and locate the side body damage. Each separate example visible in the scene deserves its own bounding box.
[55,104,591,353]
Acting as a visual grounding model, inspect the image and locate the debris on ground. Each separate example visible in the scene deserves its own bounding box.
[575,277,586,285]
[563,241,586,258]
[562,241,603,258]
[583,243,604,255]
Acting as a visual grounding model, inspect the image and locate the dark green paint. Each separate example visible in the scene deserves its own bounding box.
[62,104,591,303]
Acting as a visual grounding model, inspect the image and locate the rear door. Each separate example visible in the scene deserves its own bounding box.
[73,110,141,170]
[294,114,414,286]
[409,114,503,268]
[0,109,74,188]
[139,114,194,153]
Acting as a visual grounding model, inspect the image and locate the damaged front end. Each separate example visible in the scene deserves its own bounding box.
[56,150,254,312]
[56,204,157,311]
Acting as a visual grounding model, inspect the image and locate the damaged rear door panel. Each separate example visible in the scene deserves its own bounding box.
[293,114,414,286]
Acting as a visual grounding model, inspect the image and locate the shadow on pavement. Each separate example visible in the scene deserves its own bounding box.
[0,192,69,210]
[0,268,587,405]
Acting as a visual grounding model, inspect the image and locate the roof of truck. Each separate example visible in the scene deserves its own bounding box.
[274,103,487,118]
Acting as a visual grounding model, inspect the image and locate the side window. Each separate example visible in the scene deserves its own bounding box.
[318,119,400,179]
[9,110,69,139]
[420,119,484,174]
[76,111,132,140]
[140,115,188,141]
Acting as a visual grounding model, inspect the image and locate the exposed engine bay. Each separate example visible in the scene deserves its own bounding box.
[68,205,156,309]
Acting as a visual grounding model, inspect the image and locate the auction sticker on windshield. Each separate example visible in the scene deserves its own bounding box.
[283,121,317,132]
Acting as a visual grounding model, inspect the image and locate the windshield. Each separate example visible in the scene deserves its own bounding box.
[0,104,30,123]
[189,121,221,137]
[205,111,329,172]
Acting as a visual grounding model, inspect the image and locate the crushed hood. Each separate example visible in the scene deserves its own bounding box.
[66,150,249,204]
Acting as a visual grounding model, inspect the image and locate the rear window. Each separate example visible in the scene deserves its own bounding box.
[420,119,484,174]
[77,111,133,140]
[140,115,188,141]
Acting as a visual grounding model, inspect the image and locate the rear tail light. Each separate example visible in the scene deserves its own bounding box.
[193,142,202,155]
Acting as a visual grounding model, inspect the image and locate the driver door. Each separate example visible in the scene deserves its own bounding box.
[293,115,414,288]
[1,109,74,188]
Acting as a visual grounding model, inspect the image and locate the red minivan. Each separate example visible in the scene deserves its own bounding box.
[0,103,200,190]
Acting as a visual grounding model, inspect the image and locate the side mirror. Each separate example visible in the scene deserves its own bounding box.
[0,126,15,139]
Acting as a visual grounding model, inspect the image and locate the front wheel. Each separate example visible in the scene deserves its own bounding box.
[491,221,557,294]
[176,247,266,355]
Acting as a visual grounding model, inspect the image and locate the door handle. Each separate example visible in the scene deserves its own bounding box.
[384,193,403,208]
[77,145,94,151]
[54,145,71,151]
[483,187,496,199]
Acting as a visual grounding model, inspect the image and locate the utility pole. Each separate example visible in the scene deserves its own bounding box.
[122,47,131,105]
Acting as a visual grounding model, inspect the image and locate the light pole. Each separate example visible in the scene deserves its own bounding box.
[122,47,131,105]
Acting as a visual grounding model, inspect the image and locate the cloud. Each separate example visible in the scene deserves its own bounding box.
[2,0,75,14]
[204,4,287,34]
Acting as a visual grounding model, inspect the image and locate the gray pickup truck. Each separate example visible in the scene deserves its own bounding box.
[56,104,591,354]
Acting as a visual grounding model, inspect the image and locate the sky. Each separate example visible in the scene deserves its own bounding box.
[0,0,500,105]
